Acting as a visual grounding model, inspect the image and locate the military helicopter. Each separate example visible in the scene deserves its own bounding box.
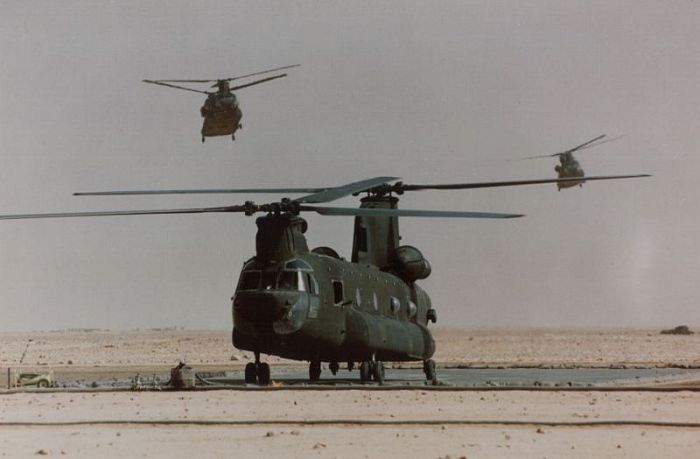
[143,64,300,142]
[524,134,627,190]
[0,174,650,385]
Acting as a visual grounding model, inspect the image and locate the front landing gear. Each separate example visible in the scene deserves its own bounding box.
[309,361,321,381]
[423,359,437,385]
[245,352,271,385]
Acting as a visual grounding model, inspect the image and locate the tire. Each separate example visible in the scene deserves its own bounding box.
[37,379,49,388]
[309,361,321,382]
[424,359,437,385]
[372,361,385,384]
[244,362,257,384]
[359,361,372,382]
[257,363,271,386]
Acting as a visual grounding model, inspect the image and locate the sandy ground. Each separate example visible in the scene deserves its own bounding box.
[2,327,699,371]
[2,328,699,458]
[1,390,700,458]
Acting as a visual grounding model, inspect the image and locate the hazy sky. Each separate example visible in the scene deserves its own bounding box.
[1,1,698,331]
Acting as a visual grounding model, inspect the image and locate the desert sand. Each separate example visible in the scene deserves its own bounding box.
[1,328,699,458]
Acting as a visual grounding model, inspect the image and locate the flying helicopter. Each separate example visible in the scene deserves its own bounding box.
[0,174,650,385]
[143,64,300,142]
[524,134,627,190]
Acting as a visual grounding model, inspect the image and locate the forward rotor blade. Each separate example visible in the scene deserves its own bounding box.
[142,80,211,95]
[148,65,301,85]
[523,134,610,159]
[0,205,245,220]
[295,177,399,204]
[397,174,650,192]
[229,74,288,91]
[304,206,523,219]
[152,79,217,83]
[224,64,300,82]
[74,187,325,196]
[564,134,606,155]
[74,177,400,199]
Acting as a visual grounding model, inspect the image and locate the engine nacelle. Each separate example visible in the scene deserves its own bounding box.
[392,245,431,282]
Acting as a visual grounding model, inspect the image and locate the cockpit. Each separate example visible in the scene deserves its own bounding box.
[236,259,318,294]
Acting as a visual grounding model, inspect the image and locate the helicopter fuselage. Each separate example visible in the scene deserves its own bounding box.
[554,153,585,189]
[200,92,242,139]
[232,251,435,363]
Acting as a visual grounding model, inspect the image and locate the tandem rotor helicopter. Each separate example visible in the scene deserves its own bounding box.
[0,173,649,385]
[524,134,627,190]
[143,64,300,142]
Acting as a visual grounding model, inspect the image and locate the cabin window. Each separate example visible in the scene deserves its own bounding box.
[307,273,319,295]
[390,297,401,314]
[407,301,417,319]
[277,271,307,292]
[237,271,261,291]
[332,280,343,305]
[356,227,368,252]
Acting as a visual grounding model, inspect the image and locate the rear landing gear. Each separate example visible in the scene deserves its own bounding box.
[245,352,271,385]
[423,359,437,385]
[201,136,205,143]
[359,360,385,384]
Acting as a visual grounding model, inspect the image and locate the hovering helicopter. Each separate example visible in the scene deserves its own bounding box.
[0,174,650,385]
[524,134,627,190]
[143,64,300,142]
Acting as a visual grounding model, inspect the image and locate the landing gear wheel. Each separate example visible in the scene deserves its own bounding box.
[231,133,236,141]
[423,359,437,385]
[201,136,205,143]
[329,361,339,375]
[359,361,372,382]
[244,362,257,384]
[257,362,271,386]
[372,361,385,384]
[309,361,321,382]
[37,379,49,388]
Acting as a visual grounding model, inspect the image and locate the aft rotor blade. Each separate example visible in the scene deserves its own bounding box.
[0,205,246,220]
[295,176,399,204]
[75,187,325,196]
[224,64,301,82]
[304,206,523,219]
[142,80,211,95]
[397,174,650,192]
[575,134,626,152]
[229,74,288,91]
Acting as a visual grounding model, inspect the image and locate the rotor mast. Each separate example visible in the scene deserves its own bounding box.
[351,192,401,269]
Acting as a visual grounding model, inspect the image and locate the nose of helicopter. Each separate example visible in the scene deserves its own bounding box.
[233,290,300,323]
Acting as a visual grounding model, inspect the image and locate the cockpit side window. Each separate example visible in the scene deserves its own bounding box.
[306,273,319,295]
[237,271,261,291]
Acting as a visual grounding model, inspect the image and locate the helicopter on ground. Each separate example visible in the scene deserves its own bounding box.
[524,134,626,190]
[0,174,649,385]
[143,64,300,142]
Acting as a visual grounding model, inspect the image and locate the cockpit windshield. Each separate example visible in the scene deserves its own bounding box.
[277,271,307,292]
[237,271,261,291]
[236,269,309,292]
